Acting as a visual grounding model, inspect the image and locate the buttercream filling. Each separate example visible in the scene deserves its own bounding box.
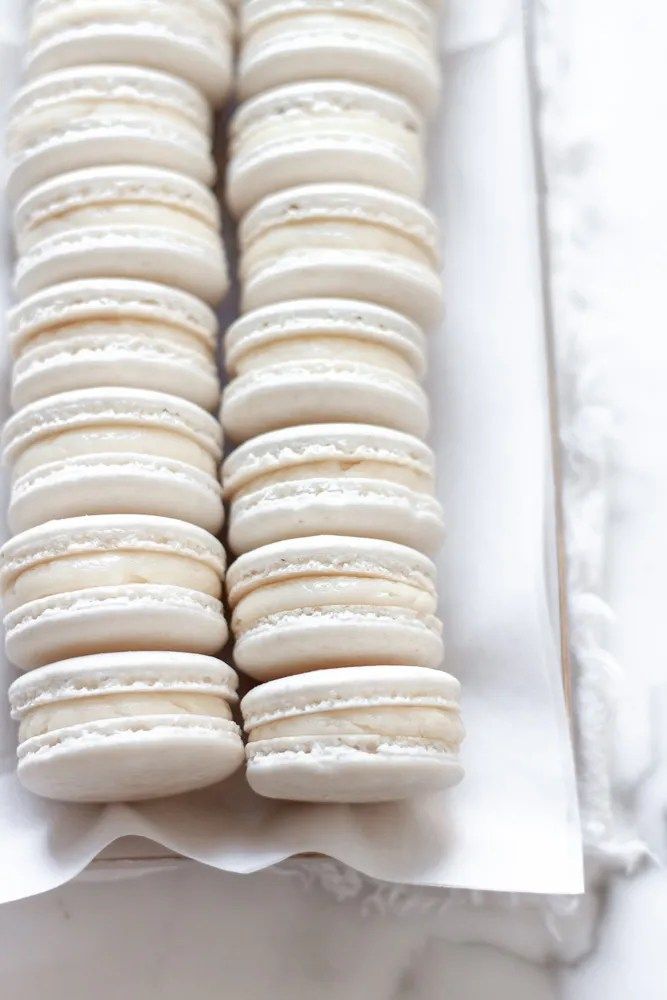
[232,335,414,377]
[9,101,206,156]
[242,220,433,279]
[20,318,213,359]
[18,203,217,253]
[19,691,232,741]
[4,549,222,611]
[248,705,462,747]
[232,576,436,632]
[30,0,230,48]
[232,459,432,499]
[12,425,217,479]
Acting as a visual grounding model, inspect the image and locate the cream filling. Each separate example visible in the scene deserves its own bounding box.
[4,550,222,611]
[18,203,217,253]
[19,691,232,741]
[242,220,433,279]
[30,0,230,48]
[232,576,436,632]
[233,113,420,163]
[9,100,205,156]
[244,15,433,63]
[232,336,413,377]
[12,425,217,479]
[248,705,462,748]
[20,318,212,360]
[232,458,432,500]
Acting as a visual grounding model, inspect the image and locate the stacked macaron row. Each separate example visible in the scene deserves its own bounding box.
[221,0,465,801]
[2,2,244,802]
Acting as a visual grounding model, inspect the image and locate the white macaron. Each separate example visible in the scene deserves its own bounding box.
[1,515,228,670]
[13,166,227,303]
[25,0,234,105]
[9,652,244,802]
[227,535,443,681]
[221,299,428,441]
[242,665,464,802]
[6,65,213,203]
[238,0,440,115]
[227,80,425,216]
[3,388,223,533]
[223,424,444,554]
[8,279,220,411]
[239,184,442,328]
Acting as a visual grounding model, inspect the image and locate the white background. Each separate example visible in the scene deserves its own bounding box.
[1,0,666,995]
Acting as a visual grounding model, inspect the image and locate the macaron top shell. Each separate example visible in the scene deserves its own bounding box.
[241,664,460,728]
[9,651,238,718]
[0,514,226,594]
[222,423,436,497]
[240,182,440,265]
[2,386,223,466]
[8,279,217,356]
[224,299,426,377]
[226,534,436,606]
[13,164,221,241]
[241,0,434,34]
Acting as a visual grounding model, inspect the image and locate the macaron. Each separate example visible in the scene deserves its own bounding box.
[238,0,440,115]
[223,424,444,554]
[25,0,234,105]
[3,388,223,533]
[9,652,244,802]
[6,65,213,203]
[13,166,227,303]
[227,535,443,680]
[239,184,443,328]
[8,279,220,411]
[221,300,428,441]
[241,665,464,802]
[1,515,228,670]
[227,81,425,216]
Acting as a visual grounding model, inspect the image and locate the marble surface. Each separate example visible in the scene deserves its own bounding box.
[1,0,666,996]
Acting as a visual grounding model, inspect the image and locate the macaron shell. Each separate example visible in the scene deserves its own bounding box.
[9,278,217,356]
[9,651,239,714]
[241,250,443,329]
[5,585,228,671]
[221,360,429,442]
[228,138,422,217]
[25,4,234,104]
[13,226,228,303]
[17,716,244,801]
[228,477,443,555]
[11,337,220,411]
[245,735,463,802]
[8,454,224,535]
[237,6,440,115]
[232,607,443,681]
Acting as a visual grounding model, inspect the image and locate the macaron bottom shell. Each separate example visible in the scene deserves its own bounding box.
[5,584,228,671]
[245,735,463,803]
[17,715,244,802]
[227,477,443,555]
[8,453,224,535]
[232,609,443,682]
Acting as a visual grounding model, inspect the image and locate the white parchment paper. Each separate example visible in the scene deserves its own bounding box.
[0,0,583,903]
